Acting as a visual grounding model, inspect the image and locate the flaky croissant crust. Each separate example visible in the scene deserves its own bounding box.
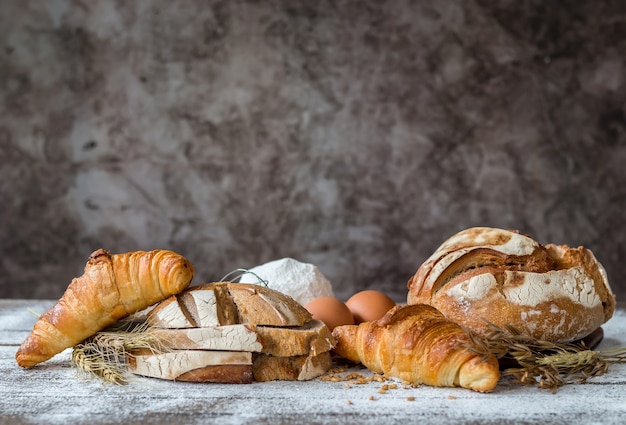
[16,249,194,368]
[332,304,500,392]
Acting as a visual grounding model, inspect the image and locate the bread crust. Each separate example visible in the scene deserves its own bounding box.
[407,227,616,342]
[147,282,312,328]
[332,304,500,392]
[127,350,253,383]
[256,320,335,357]
[127,350,331,383]
[177,365,254,384]
[252,351,333,382]
[135,282,333,382]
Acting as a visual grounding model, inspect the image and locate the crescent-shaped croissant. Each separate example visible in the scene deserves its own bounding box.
[16,249,194,368]
[332,304,500,392]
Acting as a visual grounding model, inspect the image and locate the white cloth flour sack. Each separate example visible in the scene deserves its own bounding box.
[239,258,334,306]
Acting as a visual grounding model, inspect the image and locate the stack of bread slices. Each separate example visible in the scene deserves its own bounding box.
[127,282,335,383]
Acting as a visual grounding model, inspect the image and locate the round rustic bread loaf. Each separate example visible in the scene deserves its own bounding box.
[407,227,616,342]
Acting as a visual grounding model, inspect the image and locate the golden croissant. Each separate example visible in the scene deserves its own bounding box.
[16,249,194,368]
[332,304,500,392]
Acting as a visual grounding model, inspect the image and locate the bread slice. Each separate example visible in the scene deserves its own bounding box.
[226,283,312,326]
[255,320,335,357]
[252,351,332,382]
[147,282,312,328]
[151,324,262,352]
[128,350,253,382]
[145,296,196,328]
[127,349,331,382]
[178,289,221,327]
[147,284,240,328]
[149,320,334,357]
[176,365,253,383]
[133,282,334,383]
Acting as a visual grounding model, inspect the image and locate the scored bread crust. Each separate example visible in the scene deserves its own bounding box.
[147,282,312,328]
[407,227,616,342]
[227,282,313,326]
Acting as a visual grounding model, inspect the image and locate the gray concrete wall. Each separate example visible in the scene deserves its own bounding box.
[1,1,625,302]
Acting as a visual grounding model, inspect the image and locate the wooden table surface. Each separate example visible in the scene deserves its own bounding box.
[1,299,625,425]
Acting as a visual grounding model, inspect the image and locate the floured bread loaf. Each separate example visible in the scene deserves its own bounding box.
[132,282,334,383]
[407,227,616,342]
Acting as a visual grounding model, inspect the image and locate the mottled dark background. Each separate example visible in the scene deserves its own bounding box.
[1,0,625,303]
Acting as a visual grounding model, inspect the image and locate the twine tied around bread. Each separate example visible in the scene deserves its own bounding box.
[220,268,269,287]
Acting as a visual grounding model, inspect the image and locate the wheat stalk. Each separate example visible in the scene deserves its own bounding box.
[72,320,167,384]
[464,321,626,392]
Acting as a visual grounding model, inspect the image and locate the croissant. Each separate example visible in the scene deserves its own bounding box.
[332,304,500,392]
[16,249,194,368]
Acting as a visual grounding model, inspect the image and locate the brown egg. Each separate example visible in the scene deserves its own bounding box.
[346,290,396,324]
[304,296,355,331]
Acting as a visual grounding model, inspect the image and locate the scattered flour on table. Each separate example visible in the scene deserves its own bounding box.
[239,258,334,305]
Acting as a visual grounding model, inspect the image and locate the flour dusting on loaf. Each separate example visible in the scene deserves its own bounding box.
[438,227,538,256]
[408,227,616,342]
[444,273,497,302]
[503,268,601,307]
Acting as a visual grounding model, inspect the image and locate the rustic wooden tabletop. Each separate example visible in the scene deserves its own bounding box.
[1,299,625,425]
